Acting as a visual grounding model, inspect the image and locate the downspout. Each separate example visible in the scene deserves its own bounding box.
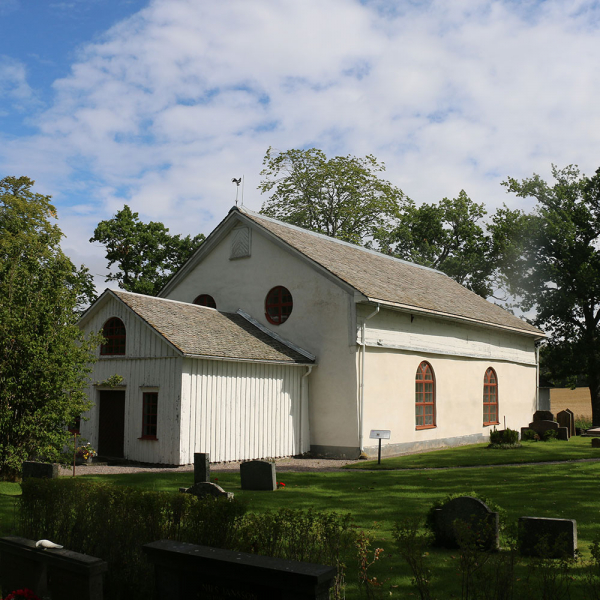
[536,342,540,411]
[300,365,314,453]
[359,304,380,453]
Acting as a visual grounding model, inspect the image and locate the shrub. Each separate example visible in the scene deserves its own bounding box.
[18,479,354,600]
[575,415,592,430]
[543,429,559,441]
[521,429,537,441]
[489,428,520,446]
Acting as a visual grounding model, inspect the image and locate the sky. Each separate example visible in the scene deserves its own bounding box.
[1,0,600,292]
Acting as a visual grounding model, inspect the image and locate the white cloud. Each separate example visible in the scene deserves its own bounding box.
[0,55,35,104]
[2,0,600,289]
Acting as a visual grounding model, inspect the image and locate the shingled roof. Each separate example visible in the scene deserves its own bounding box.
[238,207,543,337]
[108,290,314,364]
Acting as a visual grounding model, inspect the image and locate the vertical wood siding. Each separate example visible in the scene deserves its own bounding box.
[80,296,182,464]
[180,359,309,463]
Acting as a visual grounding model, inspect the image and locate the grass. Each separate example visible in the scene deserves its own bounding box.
[3,439,600,598]
[347,435,600,469]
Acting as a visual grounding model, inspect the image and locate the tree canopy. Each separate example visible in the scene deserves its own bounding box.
[375,191,497,298]
[91,205,205,296]
[258,147,407,245]
[0,176,99,480]
[496,165,600,424]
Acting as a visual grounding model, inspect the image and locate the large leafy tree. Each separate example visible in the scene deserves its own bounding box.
[374,191,497,298]
[496,165,600,424]
[91,205,205,296]
[0,176,99,480]
[258,147,407,245]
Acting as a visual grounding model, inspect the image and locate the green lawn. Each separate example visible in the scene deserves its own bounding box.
[2,441,600,598]
[348,435,600,469]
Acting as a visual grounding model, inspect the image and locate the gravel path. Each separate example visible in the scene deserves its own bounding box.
[59,456,362,477]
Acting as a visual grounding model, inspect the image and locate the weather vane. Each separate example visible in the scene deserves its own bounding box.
[232,177,243,205]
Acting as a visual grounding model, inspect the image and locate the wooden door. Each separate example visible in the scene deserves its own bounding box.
[98,390,126,458]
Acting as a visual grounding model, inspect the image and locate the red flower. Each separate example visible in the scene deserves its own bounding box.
[278,482,286,487]
[4,589,41,600]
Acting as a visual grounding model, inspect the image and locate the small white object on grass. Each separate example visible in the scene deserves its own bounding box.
[36,539,63,549]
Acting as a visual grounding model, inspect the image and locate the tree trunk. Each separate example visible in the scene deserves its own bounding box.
[589,360,600,427]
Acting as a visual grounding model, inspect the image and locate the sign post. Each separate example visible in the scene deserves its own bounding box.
[369,430,391,465]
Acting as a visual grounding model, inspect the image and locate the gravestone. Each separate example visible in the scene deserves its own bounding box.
[518,517,577,558]
[565,409,576,436]
[143,540,337,600]
[557,427,569,441]
[533,410,555,422]
[194,453,210,484]
[528,420,559,436]
[0,536,107,600]
[22,462,59,480]
[180,482,233,500]
[240,460,277,491]
[556,411,574,438]
[433,496,499,550]
[591,438,600,448]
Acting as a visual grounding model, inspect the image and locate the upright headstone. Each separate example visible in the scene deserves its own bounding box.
[22,462,59,480]
[518,517,577,558]
[533,410,555,422]
[433,496,499,550]
[557,427,569,441]
[565,408,576,437]
[194,453,210,484]
[143,540,337,600]
[528,420,559,436]
[591,438,600,448]
[240,460,277,491]
[556,411,574,439]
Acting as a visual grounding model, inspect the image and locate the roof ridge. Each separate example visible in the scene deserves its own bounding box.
[236,205,444,276]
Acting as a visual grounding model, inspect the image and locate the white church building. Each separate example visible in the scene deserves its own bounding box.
[78,206,544,464]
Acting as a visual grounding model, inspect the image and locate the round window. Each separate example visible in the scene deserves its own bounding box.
[193,294,217,309]
[265,286,293,325]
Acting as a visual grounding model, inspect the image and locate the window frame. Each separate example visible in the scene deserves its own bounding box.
[265,286,293,325]
[483,367,500,426]
[140,391,158,440]
[193,294,217,308]
[100,317,126,356]
[415,361,436,430]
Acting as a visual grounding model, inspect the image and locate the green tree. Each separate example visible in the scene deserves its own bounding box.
[496,165,600,424]
[258,147,407,245]
[90,205,205,296]
[375,191,497,298]
[0,176,99,480]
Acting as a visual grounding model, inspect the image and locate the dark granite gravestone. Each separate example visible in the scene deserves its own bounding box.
[518,517,577,558]
[143,540,337,600]
[194,452,210,484]
[565,409,575,436]
[22,462,59,480]
[240,460,277,491]
[528,420,559,436]
[557,411,574,439]
[179,482,233,500]
[433,496,499,550]
[533,410,555,422]
[591,438,600,448]
[557,427,569,441]
[0,537,107,600]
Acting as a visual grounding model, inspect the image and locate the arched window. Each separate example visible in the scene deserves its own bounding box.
[265,286,293,325]
[100,317,126,355]
[415,361,436,429]
[193,294,217,309]
[483,367,499,425]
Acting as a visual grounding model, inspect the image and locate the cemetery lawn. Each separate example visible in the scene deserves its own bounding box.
[346,435,600,469]
[0,482,21,537]
[75,459,600,599]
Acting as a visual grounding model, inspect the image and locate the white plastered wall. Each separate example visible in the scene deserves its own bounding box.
[359,306,538,456]
[165,222,359,454]
[79,296,183,464]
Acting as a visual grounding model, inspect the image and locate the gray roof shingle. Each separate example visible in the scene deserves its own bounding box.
[239,207,543,337]
[112,289,313,364]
